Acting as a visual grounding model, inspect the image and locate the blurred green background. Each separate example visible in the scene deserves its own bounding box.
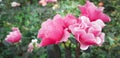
[0,0,120,58]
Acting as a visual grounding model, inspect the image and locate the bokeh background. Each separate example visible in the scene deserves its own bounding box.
[0,0,120,58]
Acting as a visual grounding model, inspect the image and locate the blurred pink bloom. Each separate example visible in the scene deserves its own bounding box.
[37,14,70,47]
[5,27,22,43]
[63,14,78,28]
[69,16,105,50]
[39,0,47,6]
[27,43,34,52]
[11,2,20,7]
[39,0,57,6]
[27,39,39,52]
[78,1,111,22]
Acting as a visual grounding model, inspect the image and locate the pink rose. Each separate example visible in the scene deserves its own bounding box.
[78,1,111,22]
[37,14,70,47]
[69,16,105,50]
[5,27,22,43]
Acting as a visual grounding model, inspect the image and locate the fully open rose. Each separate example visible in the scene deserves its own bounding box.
[69,16,105,50]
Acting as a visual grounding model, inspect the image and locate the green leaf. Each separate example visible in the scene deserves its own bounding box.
[108,37,114,45]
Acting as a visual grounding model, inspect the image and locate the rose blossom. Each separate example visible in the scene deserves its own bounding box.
[5,27,22,43]
[78,1,111,22]
[37,14,70,47]
[69,16,105,50]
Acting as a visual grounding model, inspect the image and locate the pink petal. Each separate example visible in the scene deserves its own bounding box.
[96,37,102,45]
[97,33,105,46]
[69,23,81,34]
[75,29,86,43]
[80,42,89,50]
[53,14,65,28]
[80,33,97,45]
[58,28,70,43]
[92,19,105,28]
[98,13,111,22]
[88,27,101,36]
[79,16,90,23]
[64,14,77,27]
[39,38,55,47]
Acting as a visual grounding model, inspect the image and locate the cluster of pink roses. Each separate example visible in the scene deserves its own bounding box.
[5,1,111,51]
[37,1,110,50]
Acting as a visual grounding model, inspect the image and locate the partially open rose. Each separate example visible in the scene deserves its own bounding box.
[37,14,70,47]
[5,27,22,43]
[78,1,111,22]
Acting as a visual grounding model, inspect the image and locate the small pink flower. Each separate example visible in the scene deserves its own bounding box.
[37,14,70,47]
[39,0,57,6]
[78,1,111,22]
[69,16,105,50]
[27,39,39,52]
[27,43,34,52]
[39,0,47,6]
[5,27,22,43]
[11,2,20,7]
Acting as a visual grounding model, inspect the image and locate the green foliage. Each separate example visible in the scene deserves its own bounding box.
[0,0,120,58]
